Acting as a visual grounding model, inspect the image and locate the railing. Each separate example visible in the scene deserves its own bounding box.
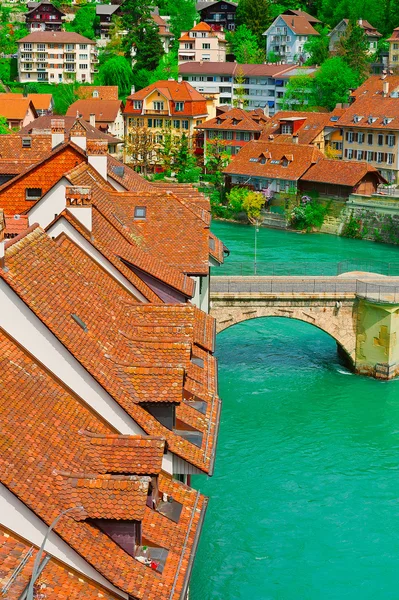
[356,280,399,303]
[143,109,169,115]
[211,260,399,277]
[211,277,359,295]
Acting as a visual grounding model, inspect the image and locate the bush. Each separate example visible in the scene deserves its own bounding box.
[342,214,363,238]
[290,197,328,232]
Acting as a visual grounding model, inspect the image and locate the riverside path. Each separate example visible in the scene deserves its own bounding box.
[210,274,399,380]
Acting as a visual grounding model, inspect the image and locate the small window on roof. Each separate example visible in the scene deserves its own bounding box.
[191,356,204,368]
[22,137,31,148]
[93,90,99,98]
[134,206,146,220]
[25,188,42,200]
[71,313,88,332]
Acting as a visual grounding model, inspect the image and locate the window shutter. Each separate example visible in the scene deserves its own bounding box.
[344,149,348,157]
[386,136,389,145]
[354,132,358,142]
[345,132,349,141]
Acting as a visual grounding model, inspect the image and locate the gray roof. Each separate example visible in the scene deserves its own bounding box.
[96,4,121,15]
[196,0,237,10]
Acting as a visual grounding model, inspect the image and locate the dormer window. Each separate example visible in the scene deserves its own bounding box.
[368,116,377,124]
[93,90,99,98]
[281,123,293,134]
[22,137,31,148]
[383,117,393,125]
[133,100,142,110]
[175,102,184,112]
[353,115,363,123]
[134,206,146,220]
[25,187,42,200]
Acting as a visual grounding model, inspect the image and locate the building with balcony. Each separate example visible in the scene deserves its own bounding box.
[388,27,399,66]
[17,31,97,84]
[264,15,319,63]
[179,62,318,115]
[196,0,237,31]
[178,21,226,64]
[25,0,65,32]
[329,19,382,54]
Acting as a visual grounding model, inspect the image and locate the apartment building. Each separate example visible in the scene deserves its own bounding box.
[388,28,399,66]
[196,0,237,31]
[264,14,319,63]
[179,62,318,114]
[338,75,399,183]
[178,21,226,64]
[18,31,98,84]
[329,19,381,54]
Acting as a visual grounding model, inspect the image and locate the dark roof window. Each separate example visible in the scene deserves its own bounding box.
[25,187,42,200]
[134,206,147,220]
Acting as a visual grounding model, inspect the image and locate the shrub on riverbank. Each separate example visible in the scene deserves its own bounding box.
[289,196,329,232]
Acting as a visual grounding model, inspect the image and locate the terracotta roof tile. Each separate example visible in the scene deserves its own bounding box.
[198,107,270,132]
[279,15,320,36]
[77,86,119,101]
[0,93,53,112]
[107,155,154,192]
[0,98,37,121]
[338,89,399,130]
[260,111,331,145]
[19,115,121,144]
[300,158,385,185]
[66,99,123,124]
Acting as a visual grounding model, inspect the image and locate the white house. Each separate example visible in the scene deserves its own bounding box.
[264,15,319,63]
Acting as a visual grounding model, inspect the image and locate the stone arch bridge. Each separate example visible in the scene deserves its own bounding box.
[210,276,399,380]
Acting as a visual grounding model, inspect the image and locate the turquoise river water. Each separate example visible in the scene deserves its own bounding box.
[190,222,399,600]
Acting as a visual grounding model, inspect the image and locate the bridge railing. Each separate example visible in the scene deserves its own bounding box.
[356,281,399,304]
[211,277,358,295]
[211,261,399,277]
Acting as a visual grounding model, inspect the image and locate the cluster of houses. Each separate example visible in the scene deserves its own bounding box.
[0,101,226,598]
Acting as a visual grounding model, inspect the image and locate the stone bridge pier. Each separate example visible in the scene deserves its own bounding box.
[210,276,399,380]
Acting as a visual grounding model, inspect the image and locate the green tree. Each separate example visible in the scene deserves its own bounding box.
[0,116,10,135]
[148,53,178,85]
[205,138,230,193]
[236,0,272,46]
[121,0,163,68]
[242,191,265,223]
[336,20,370,81]
[303,25,330,65]
[99,56,133,98]
[174,133,200,182]
[233,67,248,108]
[165,0,199,51]
[313,56,359,110]
[226,25,266,63]
[105,15,124,56]
[66,6,99,40]
[281,75,316,110]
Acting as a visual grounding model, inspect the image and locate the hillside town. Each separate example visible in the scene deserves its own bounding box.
[1,0,399,599]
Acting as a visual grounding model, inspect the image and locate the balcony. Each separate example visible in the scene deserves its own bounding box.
[135,544,168,574]
[143,109,169,115]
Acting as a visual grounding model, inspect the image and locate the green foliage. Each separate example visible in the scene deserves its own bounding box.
[21,82,79,115]
[99,56,133,98]
[266,50,279,63]
[242,190,265,222]
[0,116,10,135]
[174,133,201,182]
[289,197,329,232]
[236,0,272,46]
[336,20,370,81]
[226,25,265,63]
[313,57,359,110]
[205,139,231,191]
[303,26,330,65]
[121,0,163,67]
[342,214,363,238]
[161,0,198,52]
[280,75,316,110]
[226,186,248,215]
[66,6,99,40]
[147,53,178,85]
[233,67,249,108]
[0,20,28,55]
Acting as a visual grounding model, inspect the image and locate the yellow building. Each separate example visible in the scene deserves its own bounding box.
[388,28,399,67]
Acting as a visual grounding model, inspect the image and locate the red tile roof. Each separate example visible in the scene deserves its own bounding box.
[261,111,331,145]
[224,140,323,180]
[388,27,399,41]
[300,158,385,185]
[198,107,270,132]
[0,92,53,112]
[107,154,154,192]
[124,80,208,117]
[0,329,208,599]
[279,15,320,36]
[0,98,37,121]
[338,87,399,130]
[4,214,29,238]
[77,85,119,100]
[18,31,95,43]
[19,115,121,144]
[66,99,123,124]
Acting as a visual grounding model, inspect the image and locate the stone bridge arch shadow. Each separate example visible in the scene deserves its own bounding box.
[211,304,357,368]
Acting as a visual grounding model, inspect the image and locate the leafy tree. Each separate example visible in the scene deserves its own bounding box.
[226,25,265,63]
[289,196,329,232]
[280,75,316,110]
[99,55,133,98]
[105,16,124,56]
[148,52,178,85]
[313,56,359,110]
[0,116,11,135]
[267,50,279,63]
[164,0,199,51]
[66,6,99,40]
[303,25,330,65]
[233,67,248,108]
[174,133,200,182]
[242,191,265,223]
[125,121,156,176]
[121,0,163,68]
[236,0,272,46]
[205,138,230,194]
[336,20,370,81]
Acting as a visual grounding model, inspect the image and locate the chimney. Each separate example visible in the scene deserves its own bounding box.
[70,120,87,151]
[178,74,182,83]
[51,118,65,149]
[65,186,92,232]
[87,139,108,179]
[130,85,135,95]
[383,80,389,97]
[90,113,96,128]
[293,134,299,144]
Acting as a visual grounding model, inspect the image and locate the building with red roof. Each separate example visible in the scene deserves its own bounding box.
[178,21,226,64]
[329,19,381,54]
[264,14,319,63]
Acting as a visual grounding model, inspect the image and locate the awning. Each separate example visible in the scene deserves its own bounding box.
[268,101,275,107]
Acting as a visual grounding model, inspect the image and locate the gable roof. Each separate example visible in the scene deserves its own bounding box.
[198,107,270,132]
[224,140,323,180]
[278,15,320,36]
[388,27,399,41]
[196,0,237,9]
[17,31,95,44]
[300,159,385,185]
[282,9,321,24]
[19,115,122,143]
[261,111,332,145]
[66,99,124,123]
[0,92,53,112]
[338,86,399,130]
[0,98,37,121]
[124,80,208,117]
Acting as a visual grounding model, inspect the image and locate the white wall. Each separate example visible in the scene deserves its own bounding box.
[47,218,148,303]
[107,175,126,191]
[191,274,210,314]
[28,177,69,229]
[0,485,127,598]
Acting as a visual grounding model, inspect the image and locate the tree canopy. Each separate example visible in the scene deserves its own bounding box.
[226,25,266,63]
[99,55,133,98]
[303,26,330,65]
[66,6,99,40]
[336,20,370,81]
[236,0,272,46]
[313,56,360,110]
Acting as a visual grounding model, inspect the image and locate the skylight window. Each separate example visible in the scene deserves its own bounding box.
[25,188,42,201]
[22,137,31,148]
[191,356,204,368]
[71,313,88,332]
[134,206,147,220]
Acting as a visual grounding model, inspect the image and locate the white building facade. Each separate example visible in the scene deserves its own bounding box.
[264,15,319,63]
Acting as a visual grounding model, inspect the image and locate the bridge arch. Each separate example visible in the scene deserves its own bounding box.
[211,304,357,366]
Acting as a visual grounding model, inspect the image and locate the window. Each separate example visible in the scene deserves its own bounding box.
[23,43,32,51]
[79,64,88,69]
[181,120,189,129]
[80,44,87,49]
[356,150,363,160]
[154,118,163,127]
[394,43,399,50]
[378,134,384,146]
[147,118,152,127]
[387,134,396,147]
[153,101,164,111]
[367,150,374,161]
[202,43,211,49]
[175,101,184,112]
[367,133,373,145]
[37,43,45,51]
[281,124,293,134]
[26,188,42,200]
[377,152,384,163]
[22,137,31,148]
[134,206,146,220]
[347,132,354,143]
[347,149,353,159]
[243,132,250,141]
[133,100,142,110]
[79,54,88,60]
[173,119,180,128]
[358,133,364,143]
[226,131,233,140]
[387,152,394,164]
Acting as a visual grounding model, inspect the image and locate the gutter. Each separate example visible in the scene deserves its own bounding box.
[208,396,222,477]
[178,496,209,600]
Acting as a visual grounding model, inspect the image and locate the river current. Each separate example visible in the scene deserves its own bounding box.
[190,222,399,600]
